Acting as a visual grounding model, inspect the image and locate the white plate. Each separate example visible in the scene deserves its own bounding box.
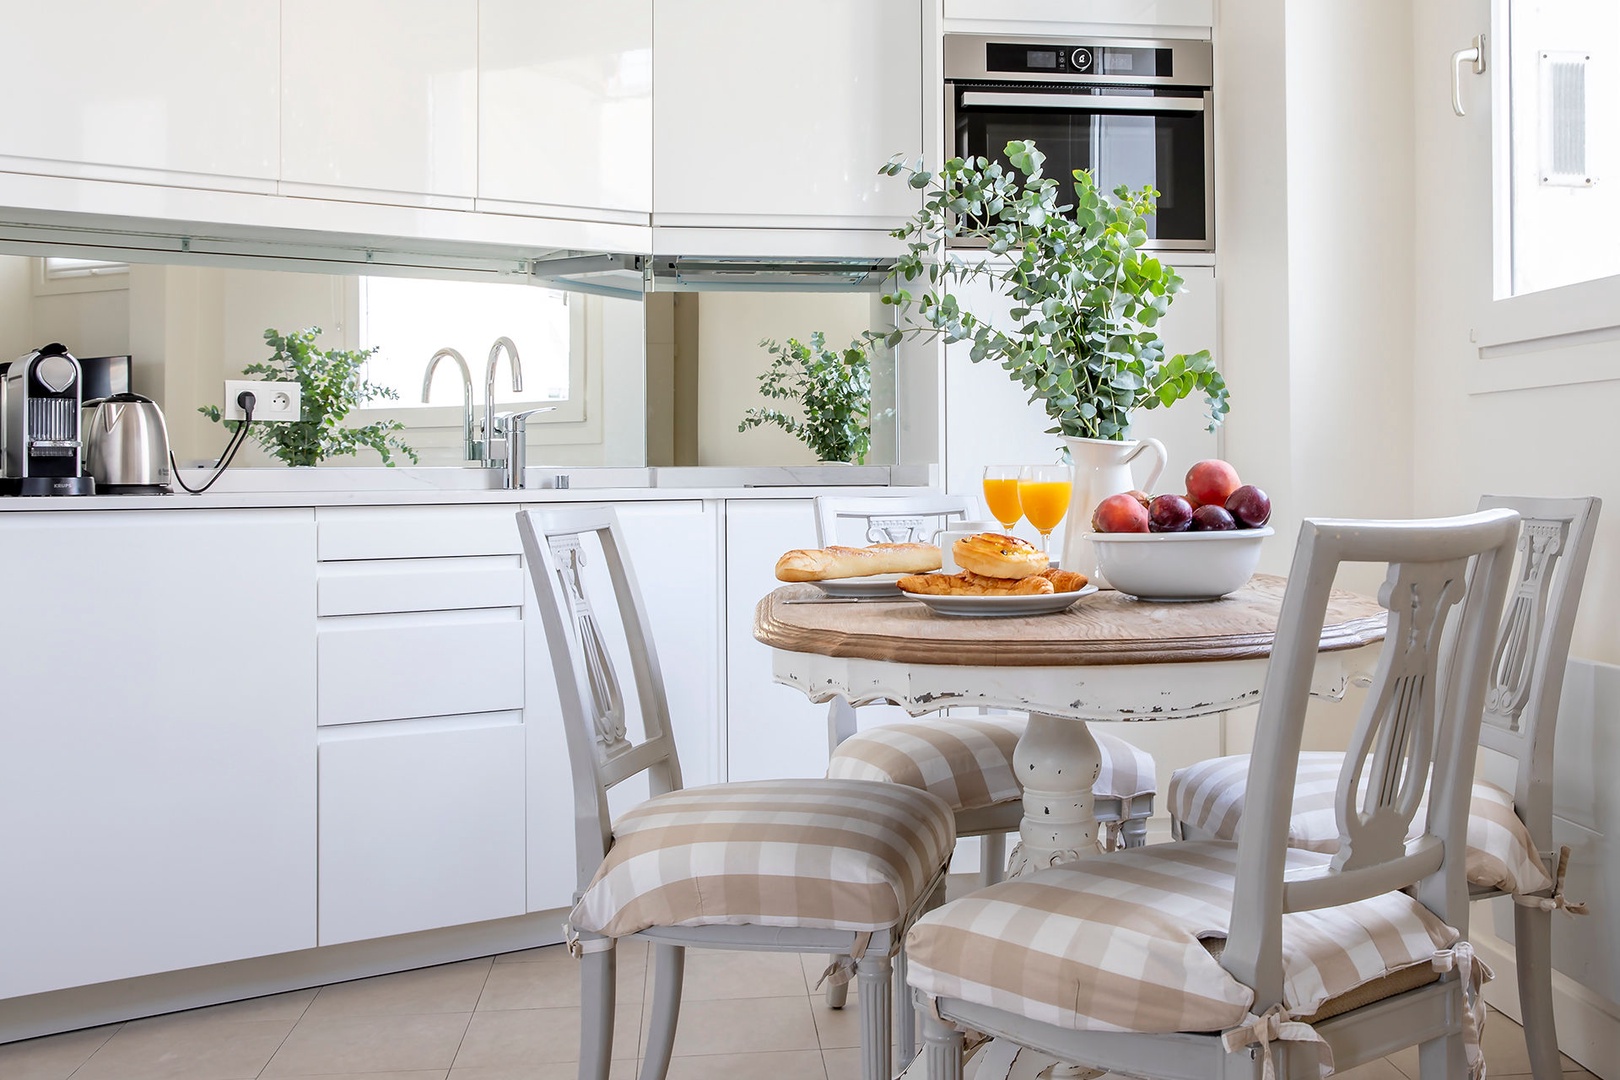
[911,584,1098,618]
[814,573,907,598]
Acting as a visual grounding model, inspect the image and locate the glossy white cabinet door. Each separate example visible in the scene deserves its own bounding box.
[0,2,278,186]
[524,500,721,912]
[318,714,527,945]
[0,511,316,999]
[479,0,652,218]
[281,0,478,205]
[653,0,923,227]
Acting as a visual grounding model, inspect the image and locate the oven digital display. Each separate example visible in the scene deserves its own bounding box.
[1026,49,1059,69]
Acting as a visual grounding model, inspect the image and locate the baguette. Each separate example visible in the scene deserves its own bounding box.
[898,570,1055,596]
[775,542,942,582]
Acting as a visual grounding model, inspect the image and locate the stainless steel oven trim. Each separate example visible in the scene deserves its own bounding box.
[944,86,1215,253]
[960,91,1205,112]
[944,33,1213,87]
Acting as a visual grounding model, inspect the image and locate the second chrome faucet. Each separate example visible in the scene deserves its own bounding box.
[422,338,536,485]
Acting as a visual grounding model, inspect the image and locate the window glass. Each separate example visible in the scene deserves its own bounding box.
[1500,1,1620,296]
[358,276,573,407]
[42,257,129,279]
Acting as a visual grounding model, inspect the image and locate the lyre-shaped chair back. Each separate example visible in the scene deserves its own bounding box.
[814,494,975,546]
[1223,510,1521,1006]
[1473,495,1600,848]
[518,507,685,893]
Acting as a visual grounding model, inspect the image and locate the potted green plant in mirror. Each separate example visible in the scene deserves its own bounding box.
[737,331,880,465]
[200,327,417,467]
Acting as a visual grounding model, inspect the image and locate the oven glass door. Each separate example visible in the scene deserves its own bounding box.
[951,87,1210,248]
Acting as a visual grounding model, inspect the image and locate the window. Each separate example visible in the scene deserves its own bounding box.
[42,257,129,280]
[1497,0,1620,298]
[357,276,584,422]
[33,256,129,295]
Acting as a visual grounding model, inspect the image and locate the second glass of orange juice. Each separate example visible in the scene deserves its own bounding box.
[982,466,1023,532]
[1018,465,1074,554]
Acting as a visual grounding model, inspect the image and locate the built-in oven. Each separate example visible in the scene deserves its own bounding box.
[945,34,1214,251]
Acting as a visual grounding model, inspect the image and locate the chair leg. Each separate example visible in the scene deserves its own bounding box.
[895,939,916,1063]
[639,944,685,1080]
[579,944,617,1080]
[1121,815,1149,849]
[856,952,894,1080]
[1516,902,1563,1080]
[921,1006,964,1080]
[980,832,1007,887]
[1417,1032,1467,1080]
[825,953,851,1009]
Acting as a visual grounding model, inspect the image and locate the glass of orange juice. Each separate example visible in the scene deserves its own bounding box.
[982,466,1023,532]
[1018,465,1074,554]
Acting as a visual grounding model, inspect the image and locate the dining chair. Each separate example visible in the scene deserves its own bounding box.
[906,508,1521,1080]
[517,507,956,1080]
[1167,495,1599,1080]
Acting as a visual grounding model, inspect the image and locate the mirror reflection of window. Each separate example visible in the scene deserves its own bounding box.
[358,276,574,406]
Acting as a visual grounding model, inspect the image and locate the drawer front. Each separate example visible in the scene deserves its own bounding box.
[318,556,526,616]
[316,506,523,561]
[317,610,524,726]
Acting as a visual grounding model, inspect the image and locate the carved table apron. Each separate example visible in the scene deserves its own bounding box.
[755,574,1388,874]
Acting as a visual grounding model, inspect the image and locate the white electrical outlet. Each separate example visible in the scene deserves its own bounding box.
[224,380,301,422]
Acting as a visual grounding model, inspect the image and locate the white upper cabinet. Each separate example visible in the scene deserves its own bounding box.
[0,1,279,188]
[653,0,923,228]
[281,0,479,206]
[478,0,653,220]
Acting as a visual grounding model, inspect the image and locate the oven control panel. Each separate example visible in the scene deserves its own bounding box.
[985,42,1173,79]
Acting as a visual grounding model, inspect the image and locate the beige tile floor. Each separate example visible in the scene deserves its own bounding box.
[0,941,1600,1080]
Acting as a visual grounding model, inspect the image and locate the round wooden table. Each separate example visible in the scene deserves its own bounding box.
[755,573,1388,873]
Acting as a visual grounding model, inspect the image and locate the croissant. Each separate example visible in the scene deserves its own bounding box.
[775,542,942,582]
[898,571,1055,596]
[1039,568,1090,593]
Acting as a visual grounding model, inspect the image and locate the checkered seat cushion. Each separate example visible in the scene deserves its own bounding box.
[569,778,956,939]
[826,716,1156,812]
[905,841,1457,1035]
[1168,753,1555,896]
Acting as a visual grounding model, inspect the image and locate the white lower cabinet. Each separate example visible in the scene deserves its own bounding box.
[0,510,316,1000]
[317,715,527,946]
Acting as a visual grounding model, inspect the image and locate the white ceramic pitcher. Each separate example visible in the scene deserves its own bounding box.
[1060,435,1167,584]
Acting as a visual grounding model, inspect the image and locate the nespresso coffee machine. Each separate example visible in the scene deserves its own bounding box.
[1,343,96,496]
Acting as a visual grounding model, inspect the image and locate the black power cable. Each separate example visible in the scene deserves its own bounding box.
[172,392,256,495]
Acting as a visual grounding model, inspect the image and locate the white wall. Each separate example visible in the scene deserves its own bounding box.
[0,257,32,361]
[694,291,876,465]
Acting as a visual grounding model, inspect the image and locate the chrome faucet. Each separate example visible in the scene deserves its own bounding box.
[421,347,480,462]
[490,406,556,489]
[482,337,523,470]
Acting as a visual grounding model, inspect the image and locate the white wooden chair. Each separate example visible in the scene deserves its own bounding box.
[517,507,957,1080]
[1167,495,1598,1080]
[907,509,1521,1080]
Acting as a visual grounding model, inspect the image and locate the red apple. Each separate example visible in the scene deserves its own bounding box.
[1185,459,1242,510]
[1091,493,1151,533]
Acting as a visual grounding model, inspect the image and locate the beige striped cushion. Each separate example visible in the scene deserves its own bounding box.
[570,778,955,938]
[905,841,1456,1034]
[1168,753,1555,896]
[826,716,1157,811]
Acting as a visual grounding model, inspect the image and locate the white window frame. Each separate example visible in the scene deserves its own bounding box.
[1476,0,1620,391]
[32,256,129,296]
[347,277,589,429]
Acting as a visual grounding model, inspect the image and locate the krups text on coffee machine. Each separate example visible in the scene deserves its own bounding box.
[1,343,96,496]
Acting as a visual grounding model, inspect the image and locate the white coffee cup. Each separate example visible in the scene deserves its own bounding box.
[933,520,1004,573]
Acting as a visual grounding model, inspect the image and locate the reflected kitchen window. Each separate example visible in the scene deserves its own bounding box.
[358,276,579,408]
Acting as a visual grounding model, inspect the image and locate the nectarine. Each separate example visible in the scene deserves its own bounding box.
[1186,459,1242,509]
[1091,493,1151,533]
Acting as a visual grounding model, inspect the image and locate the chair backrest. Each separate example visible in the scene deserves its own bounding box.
[517,507,684,893]
[1474,495,1600,849]
[1222,509,1521,1008]
[814,494,975,547]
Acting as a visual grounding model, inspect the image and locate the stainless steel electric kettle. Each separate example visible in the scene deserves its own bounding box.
[84,393,172,494]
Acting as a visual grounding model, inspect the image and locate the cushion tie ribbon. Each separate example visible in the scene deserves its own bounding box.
[1514,845,1589,915]
[814,931,873,990]
[564,922,614,958]
[1220,1004,1330,1080]
[1432,941,1495,1080]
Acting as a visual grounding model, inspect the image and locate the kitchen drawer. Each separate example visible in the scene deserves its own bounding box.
[318,712,526,945]
[317,556,526,616]
[317,609,524,725]
[316,506,522,562]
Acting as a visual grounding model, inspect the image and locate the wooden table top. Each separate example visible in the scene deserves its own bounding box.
[755,573,1388,668]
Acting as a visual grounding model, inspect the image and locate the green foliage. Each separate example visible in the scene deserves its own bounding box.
[199,328,417,467]
[873,140,1228,441]
[737,332,876,464]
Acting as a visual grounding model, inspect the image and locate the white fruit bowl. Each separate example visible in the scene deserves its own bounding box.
[1087,526,1273,601]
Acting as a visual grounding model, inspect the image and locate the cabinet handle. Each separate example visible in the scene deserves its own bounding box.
[960,92,1204,113]
[1452,33,1487,117]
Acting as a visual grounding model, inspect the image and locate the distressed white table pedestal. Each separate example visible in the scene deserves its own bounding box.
[757,575,1387,875]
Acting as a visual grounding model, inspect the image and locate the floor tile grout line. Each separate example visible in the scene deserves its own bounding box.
[441,955,496,1073]
[61,1021,124,1080]
[252,987,323,1080]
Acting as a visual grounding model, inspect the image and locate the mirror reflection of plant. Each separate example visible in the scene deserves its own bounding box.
[737,332,878,464]
[873,140,1227,442]
[199,327,418,467]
